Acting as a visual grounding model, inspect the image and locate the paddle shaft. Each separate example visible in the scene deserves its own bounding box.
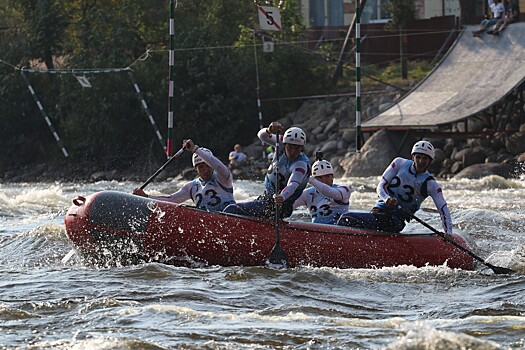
[274,134,281,242]
[268,132,288,267]
[139,147,185,190]
[402,208,514,274]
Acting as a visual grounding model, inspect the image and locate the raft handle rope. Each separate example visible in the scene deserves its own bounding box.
[73,196,86,206]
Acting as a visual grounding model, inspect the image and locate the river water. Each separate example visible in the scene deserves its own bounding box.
[1,176,524,349]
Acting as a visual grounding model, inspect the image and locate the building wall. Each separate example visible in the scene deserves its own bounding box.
[425,0,460,18]
[300,0,357,27]
[301,0,521,28]
[343,0,356,25]
[415,0,461,19]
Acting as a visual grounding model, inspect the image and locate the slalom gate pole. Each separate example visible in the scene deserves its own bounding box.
[21,71,69,157]
[253,30,266,158]
[355,0,362,152]
[128,71,166,153]
[166,0,176,158]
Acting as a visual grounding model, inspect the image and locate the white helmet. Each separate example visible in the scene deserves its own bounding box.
[411,141,435,160]
[192,148,213,166]
[312,159,333,177]
[283,127,306,146]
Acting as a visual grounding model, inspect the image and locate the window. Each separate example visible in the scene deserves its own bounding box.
[309,0,344,26]
[361,0,391,24]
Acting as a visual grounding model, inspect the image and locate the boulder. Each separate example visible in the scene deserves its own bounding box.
[453,163,516,179]
[341,130,417,177]
[453,147,489,167]
[505,132,525,155]
[378,102,393,112]
[342,129,356,144]
[428,148,446,174]
[490,131,506,149]
[319,140,338,153]
[311,125,323,135]
[337,140,348,150]
[323,117,338,134]
[365,105,379,118]
[450,161,463,174]
[316,133,328,142]
[443,139,455,157]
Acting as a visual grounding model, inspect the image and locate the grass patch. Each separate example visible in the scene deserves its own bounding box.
[366,60,433,85]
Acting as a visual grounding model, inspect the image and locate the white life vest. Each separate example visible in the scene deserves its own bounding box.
[189,172,235,211]
[303,185,349,224]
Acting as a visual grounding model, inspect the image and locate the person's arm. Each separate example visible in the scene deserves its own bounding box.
[257,128,278,146]
[376,157,406,204]
[279,160,309,201]
[148,181,194,204]
[194,147,232,186]
[308,176,351,203]
[427,180,453,235]
[257,121,283,146]
[292,189,308,209]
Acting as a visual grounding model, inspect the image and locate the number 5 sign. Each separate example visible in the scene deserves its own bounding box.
[257,6,282,31]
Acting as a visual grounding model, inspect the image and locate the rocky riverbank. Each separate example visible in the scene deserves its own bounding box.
[240,86,525,180]
[4,85,525,183]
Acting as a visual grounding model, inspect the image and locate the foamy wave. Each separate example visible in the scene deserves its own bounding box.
[26,336,166,350]
[448,175,525,191]
[385,321,501,350]
[0,185,70,216]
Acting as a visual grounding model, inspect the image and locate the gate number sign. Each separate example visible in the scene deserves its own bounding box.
[257,6,282,31]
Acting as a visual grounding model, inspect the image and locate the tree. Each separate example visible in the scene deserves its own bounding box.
[0,0,331,173]
[383,0,416,79]
[13,0,68,70]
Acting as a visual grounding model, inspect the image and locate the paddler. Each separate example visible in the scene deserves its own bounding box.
[293,152,352,225]
[223,121,311,219]
[132,139,235,212]
[337,140,453,237]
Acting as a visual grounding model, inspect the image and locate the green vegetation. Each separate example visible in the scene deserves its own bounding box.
[0,0,433,177]
[364,60,433,87]
[0,0,332,172]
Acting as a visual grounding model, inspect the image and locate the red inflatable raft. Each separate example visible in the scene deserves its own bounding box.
[64,191,476,269]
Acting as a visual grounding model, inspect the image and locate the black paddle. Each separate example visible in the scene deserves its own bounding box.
[401,207,514,274]
[267,132,288,268]
[139,147,185,190]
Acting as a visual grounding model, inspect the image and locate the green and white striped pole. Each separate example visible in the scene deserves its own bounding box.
[355,0,362,152]
[21,71,69,157]
[166,0,176,157]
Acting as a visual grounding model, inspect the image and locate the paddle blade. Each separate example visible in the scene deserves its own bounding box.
[488,263,515,275]
[267,243,288,269]
[61,248,76,264]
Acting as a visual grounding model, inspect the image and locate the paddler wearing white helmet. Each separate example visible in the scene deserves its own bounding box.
[223,121,311,219]
[338,140,453,238]
[133,139,235,212]
[293,152,352,225]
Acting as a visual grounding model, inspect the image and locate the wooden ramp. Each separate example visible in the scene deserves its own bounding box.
[363,23,525,129]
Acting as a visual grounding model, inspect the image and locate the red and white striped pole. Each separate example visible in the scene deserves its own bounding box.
[253,31,266,158]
